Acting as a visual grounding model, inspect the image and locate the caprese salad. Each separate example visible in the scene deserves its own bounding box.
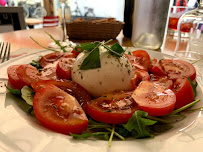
[6,41,200,145]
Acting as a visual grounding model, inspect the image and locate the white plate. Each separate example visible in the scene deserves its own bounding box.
[0,49,203,152]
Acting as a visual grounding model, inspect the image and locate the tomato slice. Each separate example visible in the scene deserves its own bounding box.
[149,58,165,75]
[173,77,194,109]
[150,74,173,90]
[39,52,76,68]
[7,65,26,90]
[125,50,150,71]
[16,64,41,86]
[33,84,88,135]
[136,69,150,81]
[132,81,176,116]
[56,58,76,80]
[87,91,142,124]
[160,59,196,81]
[31,79,91,113]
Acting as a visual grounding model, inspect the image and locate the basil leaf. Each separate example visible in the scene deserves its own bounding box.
[187,77,198,98]
[75,42,100,52]
[102,45,122,57]
[6,86,21,96]
[80,47,101,70]
[21,86,35,106]
[110,43,125,55]
[123,111,157,138]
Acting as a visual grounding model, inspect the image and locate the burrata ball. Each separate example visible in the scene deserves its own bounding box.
[71,46,135,97]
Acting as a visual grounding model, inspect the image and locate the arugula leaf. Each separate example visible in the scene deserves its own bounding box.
[80,47,101,70]
[187,77,198,98]
[75,42,100,52]
[6,86,21,96]
[21,86,35,106]
[30,36,59,52]
[30,58,42,71]
[123,111,157,138]
[169,99,200,116]
[110,43,125,55]
[45,31,67,52]
[70,132,110,140]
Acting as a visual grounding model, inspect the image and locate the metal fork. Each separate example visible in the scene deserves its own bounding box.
[0,42,10,63]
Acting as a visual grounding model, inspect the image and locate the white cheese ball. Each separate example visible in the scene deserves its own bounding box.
[71,46,135,97]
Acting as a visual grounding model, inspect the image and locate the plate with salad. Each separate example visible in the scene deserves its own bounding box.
[0,41,202,152]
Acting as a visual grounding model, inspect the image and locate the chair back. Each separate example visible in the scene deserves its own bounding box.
[43,16,59,27]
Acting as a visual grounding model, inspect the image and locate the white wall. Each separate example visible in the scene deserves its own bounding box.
[70,0,125,21]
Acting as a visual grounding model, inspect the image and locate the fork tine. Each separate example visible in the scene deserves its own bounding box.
[2,42,9,63]
[6,43,10,61]
[0,42,4,60]
[0,42,10,63]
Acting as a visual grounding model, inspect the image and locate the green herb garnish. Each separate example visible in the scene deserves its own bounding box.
[6,85,21,96]
[123,111,157,138]
[187,77,198,98]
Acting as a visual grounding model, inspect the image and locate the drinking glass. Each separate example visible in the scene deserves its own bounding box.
[174,1,203,61]
[167,6,194,37]
[174,1,203,85]
[48,0,74,50]
[59,0,68,41]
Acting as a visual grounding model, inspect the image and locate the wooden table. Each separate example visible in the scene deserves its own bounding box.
[0,27,187,56]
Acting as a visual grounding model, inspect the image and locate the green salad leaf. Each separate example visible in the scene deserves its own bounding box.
[21,86,35,106]
[6,86,21,96]
[80,46,101,70]
[187,77,198,98]
[123,111,157,138]
[75,42,100,52]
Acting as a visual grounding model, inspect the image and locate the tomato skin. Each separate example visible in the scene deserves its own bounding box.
[173,77,194,109]
[31,79,91,113]
[71,49,80,57]
[125,50,150,71]
[126,50,150,71]
[33,84,88,135]
[16,64,41,86]
[160,59,196,81]
[150,74,174,90]
[149,58,165,75]
[87,91,142,124]
[132,81,176,116]
[7,65,26,90]
[56,58,75,80]
[137,69,150,81]
[39,52,76,68]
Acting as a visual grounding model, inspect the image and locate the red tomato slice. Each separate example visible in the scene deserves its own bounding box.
[137,69,150,81]
[31,79,91,113]
[132,81,176,116]
[150,74,173,90]
[125,50,150,71]
[71,49,80,57]
[33,84,88,135]
[39,52,76,68]
[56,58,76,80]
[160,59,196,81]
[16,64,41,86]
[173,77,194,109]
[40,66,57,80]
[7,65,26,90]
[149,58,165,75]
[87,91,142,124]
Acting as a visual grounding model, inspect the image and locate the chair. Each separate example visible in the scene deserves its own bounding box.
[43,16,59,28]
[0,7,26,33]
